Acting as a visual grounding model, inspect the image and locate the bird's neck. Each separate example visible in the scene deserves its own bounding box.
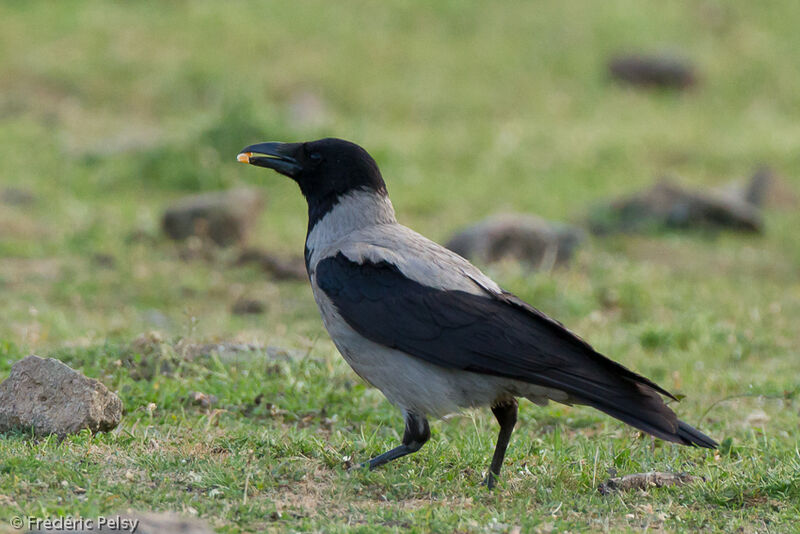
[305,189,396,265]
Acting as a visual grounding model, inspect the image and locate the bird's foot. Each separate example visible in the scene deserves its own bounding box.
[346,461,370,472]
[483,472,498,490]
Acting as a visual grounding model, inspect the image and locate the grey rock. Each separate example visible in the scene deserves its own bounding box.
[231,298,265,315]
[176,340,267,361]
[162,188,265,247]
[92,253,116,269]
[588,178,763,234]
[1,187,36,206]
[608,53,696,89]
[235,248,307,280]
[0,355,122,436]
[445,214,584,269]
[715,166,798,210]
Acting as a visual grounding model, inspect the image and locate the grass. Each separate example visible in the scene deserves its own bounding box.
[1,0,799,532]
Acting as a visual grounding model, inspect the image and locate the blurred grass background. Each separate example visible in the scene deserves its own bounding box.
[1,1,799,532]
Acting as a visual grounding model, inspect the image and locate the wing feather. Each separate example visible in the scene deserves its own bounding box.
[316,252,716,448]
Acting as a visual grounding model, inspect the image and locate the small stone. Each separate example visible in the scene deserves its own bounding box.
[231,298,265,315]
[161,188,265,247]
[92,253,116,269]
[235,248,307,280]
[176,341,267,361]
[445,214,584,269]
[0,355,122,436]
[1,187,36,206]
[608,53,696,89]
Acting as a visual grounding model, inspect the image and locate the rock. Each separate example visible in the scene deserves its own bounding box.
[127,336,302,366]
[176,341,268,361]
[715,167,798,210]
[161,188,265,247]
[235,248,307,280]
[445,214,584,269]
[588,178,763,234]
[598,471,699,494]
[608,54,696,89]
[92,253,116,268]
[29,512,215,533]
[178,342,303,363]
[0,355,122,436]
[231,298,265,315]
[1,187,36,206]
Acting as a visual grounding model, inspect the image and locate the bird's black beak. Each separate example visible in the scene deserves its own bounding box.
[237,142,303,178]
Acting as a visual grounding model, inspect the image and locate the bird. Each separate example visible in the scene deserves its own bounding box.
[236,137,717,488]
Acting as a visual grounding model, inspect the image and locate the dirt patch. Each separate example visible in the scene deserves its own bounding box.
[269,466,341,518]
[266,465,476,522]
[0,258,62,285]
[0,211,51,241]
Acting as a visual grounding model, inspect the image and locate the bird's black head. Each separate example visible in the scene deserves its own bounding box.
[237,138,387,218]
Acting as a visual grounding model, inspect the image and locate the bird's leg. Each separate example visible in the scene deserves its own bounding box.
[359,412,430,470]
[484,399,518,489]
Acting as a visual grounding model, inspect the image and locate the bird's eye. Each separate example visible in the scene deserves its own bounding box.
[309,152,323,163]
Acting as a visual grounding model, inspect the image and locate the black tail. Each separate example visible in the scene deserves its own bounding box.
[676,420,718,448]
[491,291,718,449]
[577,380,718,449]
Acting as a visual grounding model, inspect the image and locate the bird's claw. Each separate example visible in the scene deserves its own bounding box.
[346,461,370,472]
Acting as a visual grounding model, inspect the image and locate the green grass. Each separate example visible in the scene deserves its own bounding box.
[1,1,799,532]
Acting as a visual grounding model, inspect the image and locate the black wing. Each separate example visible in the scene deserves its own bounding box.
[316,252,716,448]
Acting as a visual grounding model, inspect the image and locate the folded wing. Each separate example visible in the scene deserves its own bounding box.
[316,251,716,448]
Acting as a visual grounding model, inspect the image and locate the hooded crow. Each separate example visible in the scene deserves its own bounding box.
[237,138,717,488]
